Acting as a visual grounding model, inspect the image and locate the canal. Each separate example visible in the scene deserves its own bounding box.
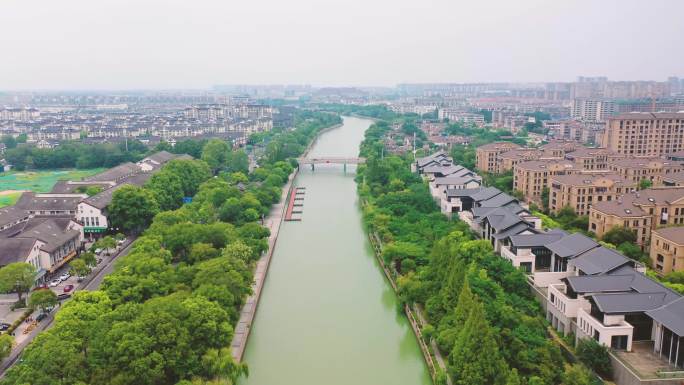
[240,116,432,385]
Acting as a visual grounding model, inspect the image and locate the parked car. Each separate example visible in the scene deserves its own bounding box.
[77,276,85,282]
[49,279,61,287]
[0,322,10,331]
[32,284,48,291]
[59,272,71,281]
[117,238,126,245]
[35,313,48,322]
[94,248,103,255]
[56,293,71,301]
[63,284,74,293]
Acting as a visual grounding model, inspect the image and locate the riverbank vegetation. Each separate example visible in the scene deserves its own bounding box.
[0,110,339,385]
[356,120,599,385]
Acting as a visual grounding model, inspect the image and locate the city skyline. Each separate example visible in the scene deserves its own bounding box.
[1,0,683,90]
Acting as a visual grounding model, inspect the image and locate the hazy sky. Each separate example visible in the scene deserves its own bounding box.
[1,0,682,90]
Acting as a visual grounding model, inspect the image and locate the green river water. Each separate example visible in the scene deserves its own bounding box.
[240,116,432,385]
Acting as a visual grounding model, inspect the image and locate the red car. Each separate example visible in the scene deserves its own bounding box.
[63,284,74,293]
[32,284,48,291]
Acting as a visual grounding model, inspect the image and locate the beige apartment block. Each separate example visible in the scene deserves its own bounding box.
[549,173,636,216]
[609,158,683,186]
[603,112,684,156]
[539,140,581,158]
[564,147,625,171]
[513,160,580,203]
[497,148,546,173]
[589,187,684,248]
[589,199,652,248]
[650,227,684,275]
[475,142,521,173]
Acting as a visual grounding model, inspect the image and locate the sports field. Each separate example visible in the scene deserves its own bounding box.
[0,168,104,207]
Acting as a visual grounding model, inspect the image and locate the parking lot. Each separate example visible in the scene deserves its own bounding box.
[0,241,124,343]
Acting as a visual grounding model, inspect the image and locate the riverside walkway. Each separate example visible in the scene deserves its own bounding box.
[230,170,296,362]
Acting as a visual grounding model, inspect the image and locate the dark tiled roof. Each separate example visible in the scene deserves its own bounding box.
[509,229,568,248]
[433,175,481,186]
[14,192,83,212]
[445,187,483,198]
[0,206,31,228]
[647,297,684,336]
[471,187,502,202]
[592,292,670,314]
[492,222,533,240]
[16,219,80,253]
[84,162,141,182]
[572,246,631,275]
[546,233,599,259]
[479,193,516,208]
[0,238,37,266]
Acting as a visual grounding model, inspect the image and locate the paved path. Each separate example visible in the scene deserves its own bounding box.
[0,238,135,378]
[414,305,452,385]
[230,171,296,362]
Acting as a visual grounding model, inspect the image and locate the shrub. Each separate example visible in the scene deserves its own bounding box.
[576,339,613,377]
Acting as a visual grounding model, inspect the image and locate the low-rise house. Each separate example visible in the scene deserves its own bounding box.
[14,192,86,217]
[471,193,540,252]
[78,175,151,237]
[500,229,568,272]
[422,163,463,181]
[548,265,673,351]
[414,150,450,173]
[429,172,482,201]
[0,216,83,280]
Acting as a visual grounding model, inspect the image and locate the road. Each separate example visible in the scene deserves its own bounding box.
[0,238,135,378]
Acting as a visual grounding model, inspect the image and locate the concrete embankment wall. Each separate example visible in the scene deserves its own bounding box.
[231,121,342,362]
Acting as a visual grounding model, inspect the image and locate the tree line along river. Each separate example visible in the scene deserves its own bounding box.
[239,116,432,385]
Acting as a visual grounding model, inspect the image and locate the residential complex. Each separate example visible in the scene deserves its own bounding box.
[418,149,684,379]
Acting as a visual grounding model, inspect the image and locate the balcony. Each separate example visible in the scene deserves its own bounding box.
[548,283,590,318]
[532,270,572,288]
[500,246,534,267]
[577,308,634,351]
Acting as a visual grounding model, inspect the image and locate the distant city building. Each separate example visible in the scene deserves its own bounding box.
[603,112,684,156]
[437,109,485,125]
[571,98,616,122]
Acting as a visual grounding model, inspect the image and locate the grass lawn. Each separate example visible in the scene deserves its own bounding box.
[0,168,105,195]
[0,191,23,208]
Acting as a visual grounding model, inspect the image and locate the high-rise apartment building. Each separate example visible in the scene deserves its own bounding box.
[571,99,616,122]
[602,112,684,156]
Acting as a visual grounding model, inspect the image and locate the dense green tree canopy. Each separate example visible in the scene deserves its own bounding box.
[109,185,160,233]
[0,262,36,302]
